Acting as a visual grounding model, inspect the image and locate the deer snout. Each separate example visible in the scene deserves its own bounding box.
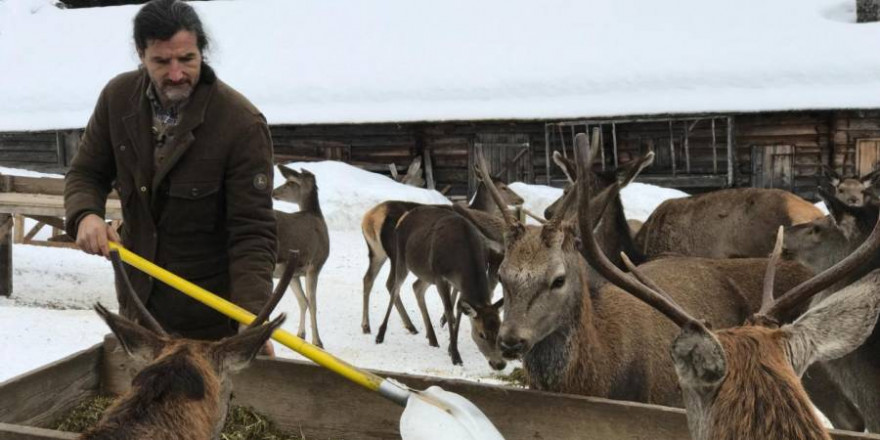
[489,359,507,371]
[499,329,529,359]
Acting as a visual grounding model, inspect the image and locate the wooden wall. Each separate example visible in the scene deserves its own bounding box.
[3,110,880,201]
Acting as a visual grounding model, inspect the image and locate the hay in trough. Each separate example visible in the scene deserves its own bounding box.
[494,367,527,387]
[51,395,306,439]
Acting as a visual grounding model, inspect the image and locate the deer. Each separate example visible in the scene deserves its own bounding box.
[81,250,292,440]
[273,165,330,348]
[782,187,880,432]
[580,157,880,439]
[373,204,503,367]
[633,187,824,259]
[359,172,522,334]
[821,164,880,207]
[478,136,818,405]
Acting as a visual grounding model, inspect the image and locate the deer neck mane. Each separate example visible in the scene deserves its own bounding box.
[694,327,830,440]
[523,257,607,394]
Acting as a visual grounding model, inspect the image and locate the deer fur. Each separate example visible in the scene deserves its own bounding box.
[634,187,824,259]
[81,252,288,440]
[375,205,502,367]
[273,165,330,348]
[359,175,521,334]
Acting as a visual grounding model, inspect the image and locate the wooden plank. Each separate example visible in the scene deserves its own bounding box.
[423,146,435,190]
[0,423,77,440]
[0,194,121,219]
[0,344,101,428]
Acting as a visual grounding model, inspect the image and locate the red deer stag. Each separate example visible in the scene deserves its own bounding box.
[480,136,813,405]
[581,164,880,439]
[822,164,880,207]
[634,186,824,259]
[374,205,502,367]
[273,165,330,348]
[81,251,292,440]
[359,173,522,334]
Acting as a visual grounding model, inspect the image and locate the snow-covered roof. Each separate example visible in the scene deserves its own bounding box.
[1,0,879,132]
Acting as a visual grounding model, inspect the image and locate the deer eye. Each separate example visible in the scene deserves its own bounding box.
[551,276,566,290]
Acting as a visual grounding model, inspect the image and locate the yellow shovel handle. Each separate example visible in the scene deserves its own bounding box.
[108,242,389,395]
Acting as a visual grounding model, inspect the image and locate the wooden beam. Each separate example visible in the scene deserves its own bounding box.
[727,116,736,186]
[423,146,435,190]
[0,423,77,440]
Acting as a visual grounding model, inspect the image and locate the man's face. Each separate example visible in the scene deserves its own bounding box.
[139,30,201,105]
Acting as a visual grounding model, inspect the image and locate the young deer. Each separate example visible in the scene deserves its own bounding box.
[580,147,880,440]
[81,251,293,440]
[359,174,521,334]
[482,136,814,405]
[822,164,880,207]
[273,165,330,348]
[374,205,502,366]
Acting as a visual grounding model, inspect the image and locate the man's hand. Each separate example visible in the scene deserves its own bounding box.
[75,213,120,258]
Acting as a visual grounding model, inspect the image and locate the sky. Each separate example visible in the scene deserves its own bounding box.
[1,0,880,131]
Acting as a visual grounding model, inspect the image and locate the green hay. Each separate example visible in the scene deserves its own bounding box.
[50,396,306,440]
[493,366,527,386]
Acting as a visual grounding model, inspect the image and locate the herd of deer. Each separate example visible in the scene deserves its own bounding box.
[82,132,880,439]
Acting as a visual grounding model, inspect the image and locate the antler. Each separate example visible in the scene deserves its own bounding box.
[576,134,704,330]
[110,250,168,336]
[475,145,521,230]
[756,212,880,321]
[757,227,785,317]
[251,249,298,327]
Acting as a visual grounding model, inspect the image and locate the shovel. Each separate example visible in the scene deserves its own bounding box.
[107,242,505,440]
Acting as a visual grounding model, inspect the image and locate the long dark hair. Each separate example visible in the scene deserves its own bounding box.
[133,0,209,55]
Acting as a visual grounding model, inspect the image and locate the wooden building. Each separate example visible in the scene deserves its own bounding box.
[4,109,880,201]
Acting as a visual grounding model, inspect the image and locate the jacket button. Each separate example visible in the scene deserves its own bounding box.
[191,188,199,196]
[140,186,147,192]
[119,145,126,151]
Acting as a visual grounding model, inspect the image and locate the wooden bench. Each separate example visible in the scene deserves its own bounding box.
[0,173,121,297]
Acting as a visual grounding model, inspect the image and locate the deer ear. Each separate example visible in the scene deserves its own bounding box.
[94,303,164,363]
[459,301,477,318]
[213,315,286,373]
[670,322,727,389]
[277,165,301,181]
[783,270,880,376]
[818,186,852,226]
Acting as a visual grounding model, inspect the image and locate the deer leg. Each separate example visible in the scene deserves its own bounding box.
[412,279,438,347]
[385,242,417,334]
[306,267,323,349]
[437,280,462,366]
[361,248,387,334]
[439,289,460,328]
[288,276,309,340]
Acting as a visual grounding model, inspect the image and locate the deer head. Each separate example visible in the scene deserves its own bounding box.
[582,151,880,439]
[822,165,880,207]
[87,251,294,439]
[273,165,317,205]
[472,164,525,207]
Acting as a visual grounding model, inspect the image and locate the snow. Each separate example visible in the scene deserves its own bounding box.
[1,0,880,132]
[0,163,692,385]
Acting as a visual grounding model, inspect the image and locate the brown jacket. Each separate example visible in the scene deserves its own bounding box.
[65,66,277,338]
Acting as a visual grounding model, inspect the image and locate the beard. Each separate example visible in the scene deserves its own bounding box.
[156,78,196,104]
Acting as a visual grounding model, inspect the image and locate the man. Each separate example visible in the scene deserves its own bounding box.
[64,0,277,344]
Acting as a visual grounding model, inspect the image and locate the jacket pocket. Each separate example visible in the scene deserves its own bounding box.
[163,181,222,233]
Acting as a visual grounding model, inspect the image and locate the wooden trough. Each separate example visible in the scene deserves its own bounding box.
[1,336,878,440]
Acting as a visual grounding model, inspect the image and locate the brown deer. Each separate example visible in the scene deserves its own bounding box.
[478,137,813,405]
[374,204,502,367]
[580,161,880,439]
[359,173,522,334]
[822,164,880,207]
[783,187,880,432]
[273,165,330,348]
[634,187,824,259]
[81,251,292,440]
